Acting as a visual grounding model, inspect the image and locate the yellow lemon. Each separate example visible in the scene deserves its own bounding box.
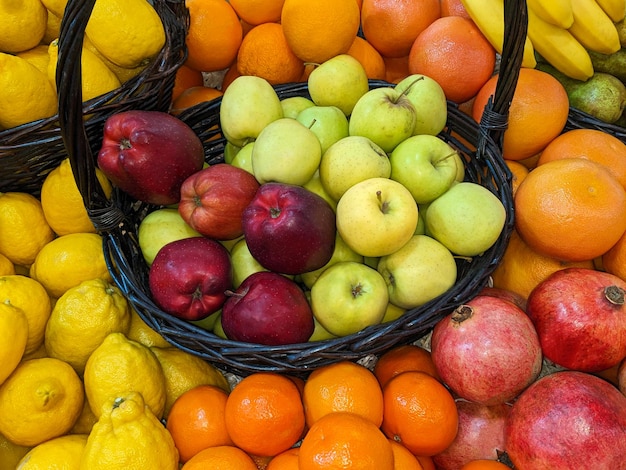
[16,433,88,469]
[16,45,50,75]
[40,0,66,18]
[83,35,147,84]
[29,232,112,298]
[42,10,61,45]
[83,332,167,420]
[0,302,28,385]
[79,392,178,469]
[0,432,31,469]
[0,358,84,447]
[70,398,98,435]
[0,275,52,355]
[45,278,131,375]
[0,192,56,266]
[0,0,47,53]
[0,253,15,276]
[127,308,171,349]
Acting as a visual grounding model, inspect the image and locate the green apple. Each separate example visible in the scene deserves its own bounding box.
[308,316,338,342]
[453,152,466,182]
[395,74,448,136]
[389,134,460,204]
[425,182,507,257]
[138,208,202,266]
[300,232,364,288]
[296,105,349,154]
[336,177,418,257]
[252,117,322,185]
[220,75,284,147]
[281,96,315,119]
[307,54,369,116]
[190,311,220,331]
[348,87,417,153]
[212,312,227,339]
[303,171,337,211]
[229,237,267,288]
[219,235,243,252]
[230,141,254,174]
[319,135,391,202]
[223,141,241,164]
[377,234,457,309]
[381,302,405,323]
[310,261,388,337]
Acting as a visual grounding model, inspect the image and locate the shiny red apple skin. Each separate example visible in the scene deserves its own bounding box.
[178,163,260,240]
[242,182,336,275]
[526,267,626,372]
[97,110,205,205]
[506,371,626,470]
[148,237,232,321]
[221,271,315,345]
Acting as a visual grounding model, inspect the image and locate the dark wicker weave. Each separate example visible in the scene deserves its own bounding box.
[0,0,188,196]
[565,107,626,143]
[59,0,528,377]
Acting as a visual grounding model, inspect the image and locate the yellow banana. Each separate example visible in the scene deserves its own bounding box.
[527,7,594,81]
[527,0,574,28]
[594,0,626,22]
[569,0,621,54]
[460,0,537,68]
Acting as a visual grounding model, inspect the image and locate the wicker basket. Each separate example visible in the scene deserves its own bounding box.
[565,107,626,142]
[59,0,528,377]
[0,0,188,196]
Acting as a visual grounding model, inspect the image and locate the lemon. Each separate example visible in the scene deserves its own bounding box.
[127,308,171,349]
[0,301,28,385]
[40,0,66,18]
[83,332,167,420]
[0,275,52,355]
[83,34,147,84]
[79,391,178,469]
[0,432,31,469]
[42,10,61,45]
[16,433,88,469]
[0,253,15,276]
[0,192,56,266]
[29,232,112,298]
[45,278,131,375]
[16,45,50,75]
[0,357,84,447]
[70,398,98,435]
[0,0,47,53]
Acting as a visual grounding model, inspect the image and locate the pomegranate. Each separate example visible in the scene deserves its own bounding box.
[478,285,527,312]
[432,399,511,470]
[506,371,626,469]
[526,267,626,372]
[619,358,626,396]
[430,295,542,405]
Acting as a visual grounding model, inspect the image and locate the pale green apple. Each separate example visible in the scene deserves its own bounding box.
[219,235,243,252]
[230,141,254,174]
[212,312,227,339]
[348,87,417,153]
[389,134,459,204]
[229,237,267,288]
[319,135,391,202]
[336,177,418,257]
[308,316,338,342]
[381,302,406,323]
[425,182,507,257]
[296,105,349,154]
[395,74,448,136]
[252,117,322,185]
[138,208,202,266]
[300,232,364,288]
[453,151,466,182]
[281,96,315,119]
[307,54,369,116]
[223,141,241,164]
[219,75,284,147]
[303,171,337,211]
[310,261,388,337]
[377,234,457,309]
[190,311,220,331]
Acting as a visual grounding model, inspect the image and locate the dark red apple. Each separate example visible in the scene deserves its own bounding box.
[430,295,543,405]
[148,237,232,320]
[526,267,626,372]
[242,182,336,275]
[178,163,260,240]
[221,271,314,345]
[478,285,527,312]
[506,371,626,469]
[97,110,205,205]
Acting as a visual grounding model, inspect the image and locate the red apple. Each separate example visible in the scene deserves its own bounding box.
[430,295,543,405]
[506,371,626,469]
[148,237,232,320]
[526,267,626,372]
[97,110,205,205]
[178,163,260,240]
[242,182,336,275]
[221,271,315,345]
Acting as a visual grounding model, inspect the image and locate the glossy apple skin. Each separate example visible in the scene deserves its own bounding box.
[526,267,626,372]
[242,182,336,275]
[506,371,626,469]
[178,163,260,240]
[97,110,205,205]
[221,271,315,345]
[148,237,232,321]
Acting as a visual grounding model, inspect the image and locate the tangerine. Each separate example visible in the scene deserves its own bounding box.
[383,55,410,83]
[460,460,512,470]
[389,439,425,470]
[170,86,223,114]
[440,0,471,18]
[266,447,300,470]
[180,445,258,470]
[171,64,204,102]
[603,230,626,282]
[347,36,387,80]
[374,344,440,388]
[228,0,285,25]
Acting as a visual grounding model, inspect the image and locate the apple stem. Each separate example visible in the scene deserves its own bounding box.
[376,190,390,214]
[434,151,460,165]
[451,305,473,323]
[604,285,625,305]
[453,255,473,263]
[307,119,317,130]
[351,282,365,298]
[399,76,425,97]
[119,137,132,151]
[224,289,245,299]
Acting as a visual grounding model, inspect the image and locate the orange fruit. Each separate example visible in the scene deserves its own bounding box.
[515,158,626,262]
[171,86,223,114]
[381,371,458,456]
[361,0,441,58]
[373,344,440,388]
[181,445,258,470]
[302,360,384,428]
[347,36,386,80]
[298,412,395,470]
[472,68,569,161]
[281,0,360,64]
[184,0,243,72]
[537,128,626,191]
[505,159,529,197]
[237,22,304,85]
[383,54,410,83]
[165,385,233,463]
[416,455,437,470]
[460,460,512,470]
[267,447,300,470]
[225,372,305,458]
[408,16,496,104]
[603,230,626,282]
[491,230,594,300]
[228,0,285,25]
[440,0,471,18]
[389,440,424,470]
[221,60,242,92]
[172,64,204,102]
